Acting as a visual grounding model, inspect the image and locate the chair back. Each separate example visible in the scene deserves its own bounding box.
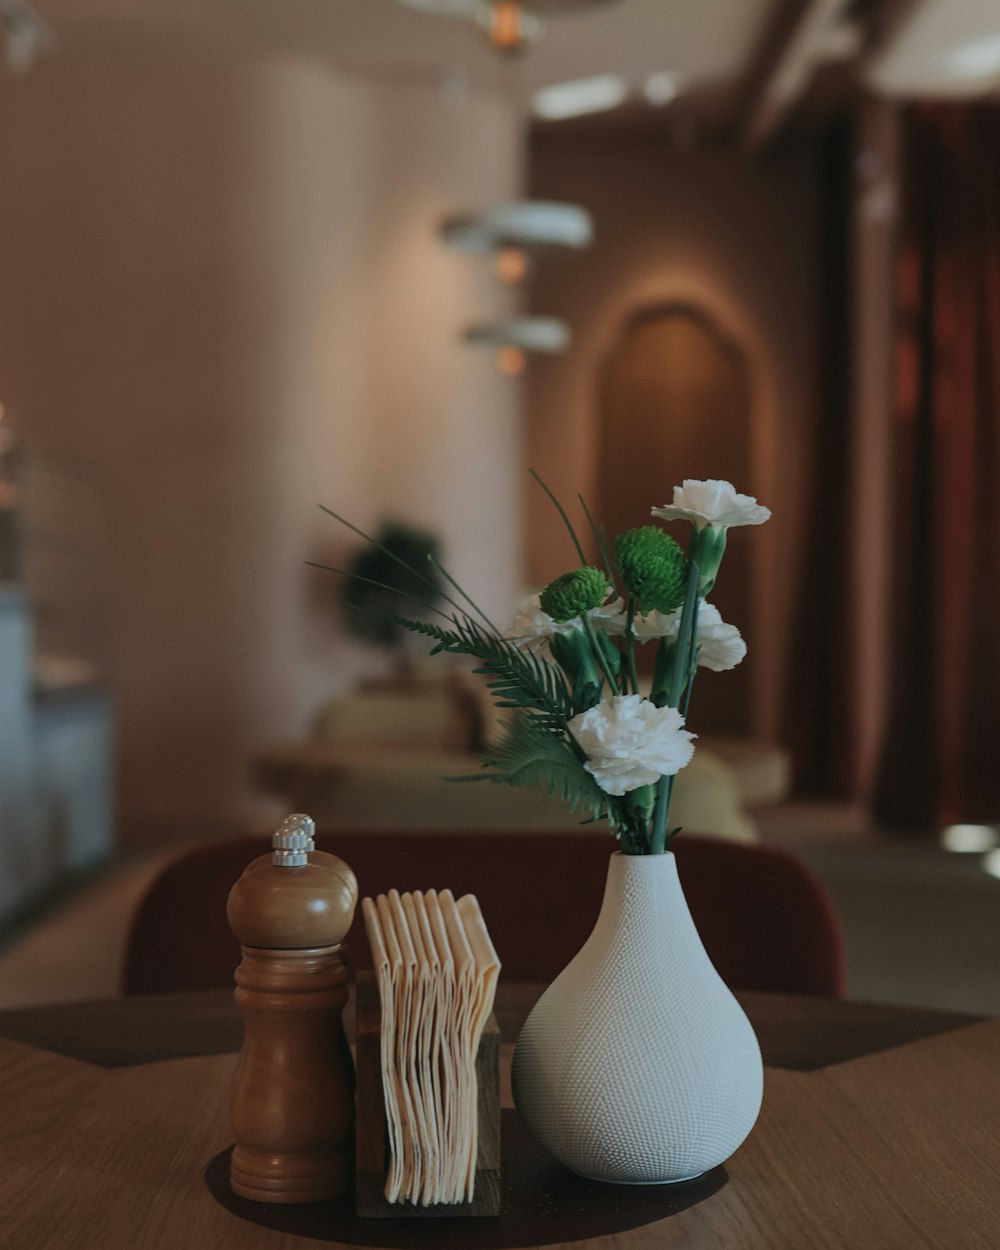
[122,830,846,997]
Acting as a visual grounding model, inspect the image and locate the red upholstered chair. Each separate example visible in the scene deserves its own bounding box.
[122,830,846,998]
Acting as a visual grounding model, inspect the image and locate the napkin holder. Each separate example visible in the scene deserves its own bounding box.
[355,972,501,1217]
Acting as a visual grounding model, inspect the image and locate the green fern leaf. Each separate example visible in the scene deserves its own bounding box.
[395,611,576,728]
[472,716,611,824]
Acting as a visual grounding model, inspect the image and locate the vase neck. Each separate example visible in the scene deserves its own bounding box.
[590,851,695,950]
[606,850,681,898]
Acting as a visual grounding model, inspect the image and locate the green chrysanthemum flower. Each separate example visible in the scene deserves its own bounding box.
[539,566,611,623]
[615,526,688,614]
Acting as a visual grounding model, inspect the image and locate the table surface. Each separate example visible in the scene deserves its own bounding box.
[1,986,997,1250]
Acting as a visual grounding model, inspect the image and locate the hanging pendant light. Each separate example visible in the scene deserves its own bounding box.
[442,201,593,284]
[395,0,624,55]
[465,317,571,374]
[481,1,541,53]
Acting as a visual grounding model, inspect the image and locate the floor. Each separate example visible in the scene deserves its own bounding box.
[0,802,998,1015]
[756,801,1000,1015]
[0,852,174,1008]
[794,835,1000,1016]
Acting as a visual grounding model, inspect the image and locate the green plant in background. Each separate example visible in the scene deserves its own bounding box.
[337,519,446,657]
[320,478,769,854]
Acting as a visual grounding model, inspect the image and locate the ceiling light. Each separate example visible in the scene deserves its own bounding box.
[442,201,592,286]
[477,1,543,54]
[495,345,527,377]
[941,824,1000,854]
[945,35,1000,81]
[983,848,1000,880]
[643,71,679,107]
[395,0,624,56]
[441,202,593,273]
[533,74,627,121]
[494,246,530,285]
[464,317,571,367]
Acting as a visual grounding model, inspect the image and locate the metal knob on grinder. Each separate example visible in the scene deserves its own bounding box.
[228,814,357,951]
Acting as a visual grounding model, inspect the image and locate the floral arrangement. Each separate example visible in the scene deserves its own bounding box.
[319,478,769,855]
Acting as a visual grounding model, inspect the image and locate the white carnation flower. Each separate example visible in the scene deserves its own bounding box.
[505,594,571,652]
[589,596,628,635]
[505,593,627,652]
[629,609,677,645]
[692,601,747,671]
[630,600,746,672]
[568,694,695,796]
[651,479,770,530]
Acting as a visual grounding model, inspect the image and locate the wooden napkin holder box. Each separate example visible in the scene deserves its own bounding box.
[355,972,501,1217]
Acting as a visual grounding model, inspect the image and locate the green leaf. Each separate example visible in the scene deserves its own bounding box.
[473,716,611,824]
[577,493,617,591]
[530,469,587,566]
[394,613,576,730]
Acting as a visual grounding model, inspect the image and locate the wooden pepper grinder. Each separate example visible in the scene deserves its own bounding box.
[227,814,358,1204]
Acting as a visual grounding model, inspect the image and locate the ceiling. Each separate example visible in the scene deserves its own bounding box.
[21,0,1000,135]
[37,0,774,94]
[868,0,1000,97]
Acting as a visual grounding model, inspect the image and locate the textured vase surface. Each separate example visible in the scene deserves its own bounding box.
[511,851,763,1184]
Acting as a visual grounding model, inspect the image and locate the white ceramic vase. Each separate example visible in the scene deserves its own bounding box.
[511,851,763,1184]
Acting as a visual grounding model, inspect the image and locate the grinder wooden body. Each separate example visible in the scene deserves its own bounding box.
[227,835,358,1204]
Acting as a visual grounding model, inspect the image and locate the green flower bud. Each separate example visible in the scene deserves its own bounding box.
[614,526,688,614]
[539,566,610,623]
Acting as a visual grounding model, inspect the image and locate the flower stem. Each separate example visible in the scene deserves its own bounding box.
[650,775,674,855]
[581,613,620,696]
[625,597,640,697]
[306,562,454,623]
[530,469,588,566]
[577,493,618,591]
[668,563,700,705]
[649,560,701,853]
[622,826,650,856]
[427,553,500,635]
[315,507,491,632]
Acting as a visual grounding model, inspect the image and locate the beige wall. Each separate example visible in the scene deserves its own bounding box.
[525,132,822,743]
[0,59,523,841]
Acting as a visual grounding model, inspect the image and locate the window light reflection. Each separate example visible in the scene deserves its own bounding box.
[941,824,999,853]
[946,35,1000,82]
[532,74,627,121]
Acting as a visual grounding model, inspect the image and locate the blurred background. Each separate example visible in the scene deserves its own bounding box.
[1,0,999,1011]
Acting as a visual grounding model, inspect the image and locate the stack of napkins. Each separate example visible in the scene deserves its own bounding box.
[362,890,500,1206]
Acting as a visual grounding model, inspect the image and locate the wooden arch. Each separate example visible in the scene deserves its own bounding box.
[598,302,754,734]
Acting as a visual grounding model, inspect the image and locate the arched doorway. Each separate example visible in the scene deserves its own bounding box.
[599,303,753,735]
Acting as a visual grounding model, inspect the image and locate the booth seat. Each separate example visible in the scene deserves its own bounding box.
[123,830,845,997]
[254,740,757,841]
[254,671,759,842]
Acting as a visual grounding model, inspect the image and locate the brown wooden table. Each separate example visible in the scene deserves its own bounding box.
[0,986,997,1249]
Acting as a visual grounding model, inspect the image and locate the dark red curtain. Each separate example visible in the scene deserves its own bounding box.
[873,105,1000,830]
